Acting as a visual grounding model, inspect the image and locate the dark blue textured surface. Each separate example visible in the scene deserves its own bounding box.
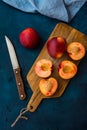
[0,1,87,130]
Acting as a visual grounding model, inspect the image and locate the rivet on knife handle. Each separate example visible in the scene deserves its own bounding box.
[14,68,26,100]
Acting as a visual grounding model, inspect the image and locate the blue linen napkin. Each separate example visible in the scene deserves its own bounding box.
[2,0,87,22]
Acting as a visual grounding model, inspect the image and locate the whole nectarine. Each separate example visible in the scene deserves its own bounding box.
[58,60,77,79]
[67,42,86,60]
[46,37,67,58]
[39,77,58,97]
[19,28,39,48]
[35,59,53,78]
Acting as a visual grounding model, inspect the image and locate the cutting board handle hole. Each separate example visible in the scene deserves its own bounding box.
[30,105,33,110]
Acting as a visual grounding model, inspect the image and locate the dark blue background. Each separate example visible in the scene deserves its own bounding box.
[0,1,87,130]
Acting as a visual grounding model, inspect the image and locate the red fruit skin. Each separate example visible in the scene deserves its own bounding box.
[19,28,39,48]
[47,37,66,58]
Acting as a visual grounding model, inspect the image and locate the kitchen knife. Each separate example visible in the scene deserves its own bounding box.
[5,36,26,100]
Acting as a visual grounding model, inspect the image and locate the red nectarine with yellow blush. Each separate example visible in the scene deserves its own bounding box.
[58,60,77,79]
[46,37,67,58]
[67,42,86,60]
[35,59,53,78]
[39,77,58,97]
[19,28,39,48]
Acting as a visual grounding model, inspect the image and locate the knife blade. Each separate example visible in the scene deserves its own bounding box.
[5,36,26,100]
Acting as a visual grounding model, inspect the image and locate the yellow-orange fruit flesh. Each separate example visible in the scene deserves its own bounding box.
[67,42,86,60]
[39,77,58,97]
[58,60,77,79]
[35,59,52,78]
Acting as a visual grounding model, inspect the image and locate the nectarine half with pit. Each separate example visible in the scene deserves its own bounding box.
[58,60,77,79]
[46,37,67,58]
[39,77,58,97]
[67,42,86,60]
[35,59,52,78]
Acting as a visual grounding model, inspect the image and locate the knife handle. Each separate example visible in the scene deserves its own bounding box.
[14,68,26,100]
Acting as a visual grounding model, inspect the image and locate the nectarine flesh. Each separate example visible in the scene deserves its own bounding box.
[39,77,58,97]
[58,60,77,79]
[35,59,52,78]
[67,42,86,60]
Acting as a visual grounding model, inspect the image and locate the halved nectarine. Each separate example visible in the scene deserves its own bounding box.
[58,60,77,79]
[39,77,58,97]
[67,42,86,60]
[46,37,67,58]
[35,59,52,78]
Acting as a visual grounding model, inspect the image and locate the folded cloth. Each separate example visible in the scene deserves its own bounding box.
[2,0,87,22]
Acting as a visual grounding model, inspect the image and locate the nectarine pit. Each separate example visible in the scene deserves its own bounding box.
[70,46,80,54]
[39,77,58,97]
[42,80,52,92]
[63,66,73,73]
[41,63,51,71]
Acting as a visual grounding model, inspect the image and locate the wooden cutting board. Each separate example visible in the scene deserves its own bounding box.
[26,22,87,112]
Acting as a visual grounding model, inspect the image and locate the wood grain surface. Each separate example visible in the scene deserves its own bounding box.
[26,22,87,112]
[14,68,26,100]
